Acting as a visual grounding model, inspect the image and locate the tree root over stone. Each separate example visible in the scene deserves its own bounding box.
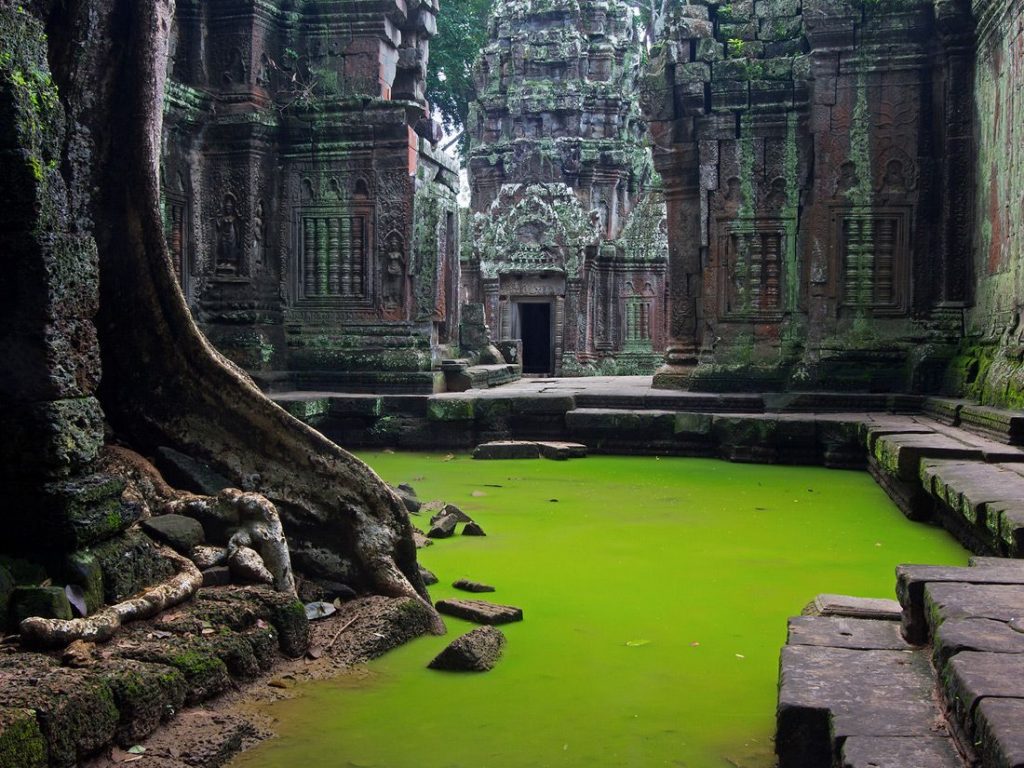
[19,547,203,648]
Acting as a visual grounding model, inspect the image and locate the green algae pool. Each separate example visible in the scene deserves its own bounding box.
[231,453,967,768]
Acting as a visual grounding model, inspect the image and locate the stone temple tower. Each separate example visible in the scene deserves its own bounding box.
[462,0,668,375]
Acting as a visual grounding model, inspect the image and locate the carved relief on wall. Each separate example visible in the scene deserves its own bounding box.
[717,219,788,321]
[382,231,407,310]
[296,207,371,303]
[623,280,655,350]
[831,207,910,316]
[215,193,243,275]
[252,200,266,275]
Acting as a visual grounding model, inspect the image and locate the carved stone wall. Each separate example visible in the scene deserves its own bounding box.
[162,0,460,393]
[642,0,974,392]
[951,0,1024,406]
[463,0,667,375]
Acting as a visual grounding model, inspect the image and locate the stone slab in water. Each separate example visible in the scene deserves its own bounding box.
[536,441,588,459]
[777,645,943,768]
[874,432,981,482]
[453,579,495,593]
[934,617,1024,666]
[427,514,459,539]
[944,651,1024,740]
[974,698,1024,768]
[839,736,961,768]
[787,616,909,651]
[812,593,902,620]
[435,598,523,625]
[472,441,541,460]
[427,626,506,672]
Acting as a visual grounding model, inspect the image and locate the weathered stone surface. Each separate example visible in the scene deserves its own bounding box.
[419,565,439,586]
[435,598,523,625]
[10,587,73,624]
[154,447,232,497]
[413,531,433,549]
[394,484,422,514]
[453,579,495,593]
[934,617,1024,666]
[98,659,187,746]
[810,594,902,621]
[944,652,1024,739]
[536,442,588,460]
[141,514,205,554]
[427,503,473,525]
[473,441,541,460]
[896,564,1024,644]
[787,616,908,651]
[974,698,1024,768]
[428,626,506,672]
[462,522,487,536]
[839,736,961,768]
[92,530,177,604]
[777,645,944,767]
[926,581,1024,628]
[202,567,232,588]
[427,514,459,539]
[0,707,47,768]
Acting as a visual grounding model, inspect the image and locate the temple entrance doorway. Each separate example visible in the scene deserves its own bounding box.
[514,301,553,374]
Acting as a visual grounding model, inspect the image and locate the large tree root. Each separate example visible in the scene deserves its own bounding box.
[19,547,202,648]
[40,0,438,629]
[166,489,297,595]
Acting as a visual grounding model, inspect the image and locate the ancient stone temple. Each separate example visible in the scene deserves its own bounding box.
[642,0,975,392]
[461,0,669,376]
[161,0,461,393]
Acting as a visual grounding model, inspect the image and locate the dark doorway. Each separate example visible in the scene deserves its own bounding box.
[518,302,552,374]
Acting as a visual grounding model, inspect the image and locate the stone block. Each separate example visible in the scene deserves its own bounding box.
[38,473,132,550]
[0,707,47,768]
[974,698,1024,768]
[435,598,523,625]
[141,514,206,554]
[92,530,177,604]
[839,736,961,768]
[98,659,187,745]
[873,432,979,482]
[944,651,1024,740]
[453,579,495,593]
[787,616,909,650]
[427,397,475,422]
[472,441,541,460]
[63,551,104,616]
[809,594,902,621]
[896,563,1024,644]
[428,626,506,672]
[10,587,72,625]
[0,397,104,480]
[674,412,713,438]
[934,617,1024,666]
[536,441,587,459]
[778,645,946,768]
[154,446,232,496]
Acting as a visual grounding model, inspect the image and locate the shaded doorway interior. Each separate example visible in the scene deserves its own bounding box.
[515,301,553,374]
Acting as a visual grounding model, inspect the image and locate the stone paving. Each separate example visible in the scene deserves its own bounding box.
[274,376,1024,766]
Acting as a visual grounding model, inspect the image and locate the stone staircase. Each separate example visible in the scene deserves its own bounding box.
[778,559,1024,767]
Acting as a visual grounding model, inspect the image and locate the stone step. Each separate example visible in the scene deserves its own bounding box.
[896,564,1024,644]
[919,460,1024,555]
[777,637,960,767]
[959,404,1024,446]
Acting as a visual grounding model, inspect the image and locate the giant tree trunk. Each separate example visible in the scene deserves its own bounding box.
[40,0,431,609]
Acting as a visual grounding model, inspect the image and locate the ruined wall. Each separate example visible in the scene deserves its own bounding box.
[954,0,1024,406]
[162,0,461,394]
[464,0,667,375]
[642,0,974,392]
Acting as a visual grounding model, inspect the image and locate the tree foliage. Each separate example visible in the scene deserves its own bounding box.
[427,0,491,139]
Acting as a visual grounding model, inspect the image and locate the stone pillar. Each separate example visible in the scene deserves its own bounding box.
[656,156,704,386]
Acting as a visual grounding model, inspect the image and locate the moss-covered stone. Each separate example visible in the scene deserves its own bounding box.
[99,660,187,746]
[63,550,104,615]
[91,529,176,604]
[10,586,72,624]
[0,708,47,768]
[427,397,475,422]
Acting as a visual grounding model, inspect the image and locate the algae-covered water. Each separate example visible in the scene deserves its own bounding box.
[232,454,967,768]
